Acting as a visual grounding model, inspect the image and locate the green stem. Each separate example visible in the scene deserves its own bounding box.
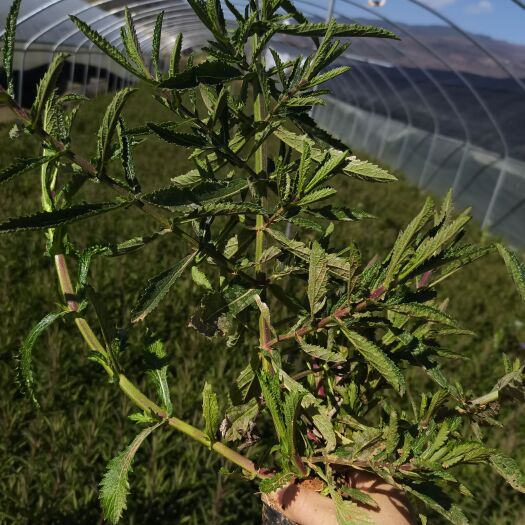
[252,35,271,365]
[53,253,258,477]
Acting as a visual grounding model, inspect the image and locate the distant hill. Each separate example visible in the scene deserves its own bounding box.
[278,18,525,80]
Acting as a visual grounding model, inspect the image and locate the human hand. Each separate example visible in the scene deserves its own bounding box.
[269,470,414,525]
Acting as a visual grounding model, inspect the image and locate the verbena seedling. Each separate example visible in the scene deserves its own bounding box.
[1,1,525,523]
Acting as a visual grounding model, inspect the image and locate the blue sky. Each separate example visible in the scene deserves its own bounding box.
[334,1,525,45]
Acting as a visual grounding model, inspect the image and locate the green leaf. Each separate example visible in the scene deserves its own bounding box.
[304,150,348,194]
[384,410,399,455]
[385,303,458,327]
[223,398,259,442]
[0,154,63,185]
[303,66,351,89]
[122,7,148,76]
[116,118,140,193]
[143,179,248,209]
[307,205,374,222]
[259,471,295,494]
[100,422,163,524]
[384,197,434,287]
[70,16,144,79]
[308,241,328,315]
[132,252,196,322]
[297,187,337,206]
[288,216,324,233]
[169,33,183,77]
[403,486,469,525]
[96,88,137,174]
[30,52,70,127]
[17,311,70,407]
[151,11,164,81]
[331,490,375,525]
[0,202,121,233]
[192,266,213,291]
[340,487,379,510]
[312,411,337,452]
[258,370,287,444]
[148,122,207,148]
[497,244,525,302]
[408,212,471,273]
[2,0,21,98]
[276,21,397,39]
[300,340,345,363]
[490,453,525,493]
[145,340,172,415]
[159,60,242,89]
[202,381,220,442]
[343,158,397,183]
[339,324,406,395]
[266,229,352,281]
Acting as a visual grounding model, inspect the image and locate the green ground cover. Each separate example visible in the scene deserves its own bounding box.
[0,90,523,524]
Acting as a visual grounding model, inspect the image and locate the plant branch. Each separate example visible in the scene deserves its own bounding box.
[267,286,386,348]
[53,252,258,476]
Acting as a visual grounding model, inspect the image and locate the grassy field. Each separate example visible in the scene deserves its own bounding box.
[0,89,524,524]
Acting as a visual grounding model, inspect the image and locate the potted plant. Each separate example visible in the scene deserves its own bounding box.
[1,0,524,523]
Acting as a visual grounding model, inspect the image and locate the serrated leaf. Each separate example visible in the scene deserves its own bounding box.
[343,158,397,183]
[223,398,259,442]
[128,412,156,425]
[304,66,351,89]
[490,453,525,493]
[266,228,352,280]
[2,0,21,98]
[148,122,207,148]
[384,410,399,455]
[30,52,70,127]
[70,16,143,79]
[225,287,260,316]
[159,60,241,89]
[331,490,375,525]
[151,11,164,80]
[145,340,172,415]
[404,486,469,525]
[300,340,345,363]
[17,311,70,407]
[497,244,525,302]
[275,21,397,39]
[385,303,458,327]
[340,487,379,510]
[143,179,248,209]
[258,370,287,444]
[384,197,434,287]
[122,7,147,76]
[308,241,328,315]
[409,213,471,273]
[96,88,137,175]
[169,33,183,77]
[307,205,374,222]
[0,202,121,233]
[132,252,196,322]
[339,324,406,395]
[259,471,295,494]
[190,267,212,293]
[297,187,337,206]
[117,118,140,193]
[202,381,220,442]
[312,412,337,452]
[99,422,163,524]
[304,149,348,194]
[0,154,63,185]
